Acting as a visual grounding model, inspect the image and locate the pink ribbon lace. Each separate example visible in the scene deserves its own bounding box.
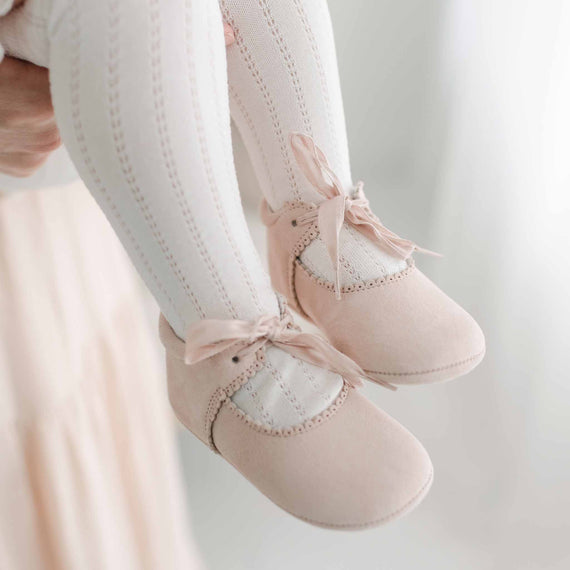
[290,132,439,299]
[184,311,396,391]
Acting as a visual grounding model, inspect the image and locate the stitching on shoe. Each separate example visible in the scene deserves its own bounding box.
[265,200,324,315]
[365,350,485,377]
[295,258,416,294]
[286,208,320,317]
[288,467,433,529]
[273,201,416,304]
[204,388,227,452]
[223,382,350,437]
[205,348,266,452]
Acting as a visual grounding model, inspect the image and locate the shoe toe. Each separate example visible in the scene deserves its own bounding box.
[364,269,486,384]
[296,264,485,385]
[213,388,433,529]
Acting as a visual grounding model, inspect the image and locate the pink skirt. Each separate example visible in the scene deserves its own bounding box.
[0,182,202,570]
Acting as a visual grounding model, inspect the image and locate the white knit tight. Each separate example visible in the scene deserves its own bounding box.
[0,0,343,428]
[222,0,407,285]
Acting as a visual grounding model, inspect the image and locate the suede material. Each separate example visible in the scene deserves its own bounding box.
[261,199,316,315]
[295,263,485,383]
[160,314,260,447]
[213,389,433,529]
[159,314,433,529]
[264,203,485,384]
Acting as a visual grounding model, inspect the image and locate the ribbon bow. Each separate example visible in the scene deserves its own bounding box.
[290,132,439,299]
[184,311,396,391]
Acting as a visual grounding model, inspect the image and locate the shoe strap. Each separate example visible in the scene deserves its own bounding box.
[183,310,396,391]
[290,132,440,299]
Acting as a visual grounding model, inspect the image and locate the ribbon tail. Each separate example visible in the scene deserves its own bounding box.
[184,318,259,364]
[184,338,240,365]
[318,195,345,300]
[276,333,397,391]
[274,334,362,388]
[352,212,441,261]
[363,373,397,391]
[290,132,342,197]
[414,246,443,258]
[334,265,341,301]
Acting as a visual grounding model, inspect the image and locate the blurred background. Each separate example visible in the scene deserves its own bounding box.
[1,0,569,569]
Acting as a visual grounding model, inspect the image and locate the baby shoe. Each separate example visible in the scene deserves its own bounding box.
[159,305,433,529]
[260,133,485,386]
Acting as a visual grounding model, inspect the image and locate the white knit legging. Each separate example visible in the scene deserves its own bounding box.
[0,0,363,334]
[0,0,356,427]
[52,0,279,338]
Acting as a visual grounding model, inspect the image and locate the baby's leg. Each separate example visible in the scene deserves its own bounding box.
[222,0,408,285]
[47,0,278,338]
[0,0,343,428]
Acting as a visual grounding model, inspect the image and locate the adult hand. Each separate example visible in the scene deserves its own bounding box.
[0,0,24,17]
[0,11,230,178]
[0,55,61,177]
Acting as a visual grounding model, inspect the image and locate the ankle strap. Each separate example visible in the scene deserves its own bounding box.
[183,312,396,391]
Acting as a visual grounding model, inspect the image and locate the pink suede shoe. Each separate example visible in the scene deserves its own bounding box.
[261,133,485,386]
[159,307,433,529]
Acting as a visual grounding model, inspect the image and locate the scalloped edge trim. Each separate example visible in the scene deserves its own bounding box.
[288,221,320,317]
[223,382,350,438]
[275,200,416,306]
[204,348,266,451]
[295,257,416,294]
